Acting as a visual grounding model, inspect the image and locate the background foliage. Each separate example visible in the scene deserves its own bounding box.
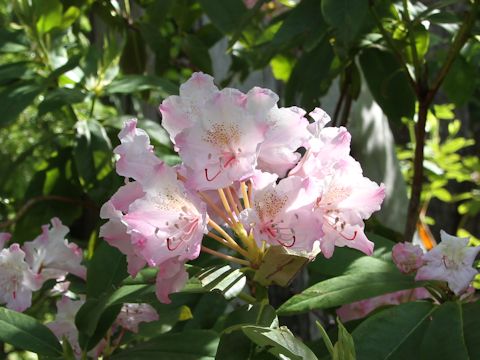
[0,0,479,359]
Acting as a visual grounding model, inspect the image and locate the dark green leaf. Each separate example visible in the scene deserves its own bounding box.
[359,48,415,123]
[111,330,219,359]
[353,302,435,360]
[278,271,422,315]
[322,0,368,46]
[38,88,86,117]
[442,55,476,106]
[0,307,62,356]
[217,303,277,360]
[0,82,43,127]
[182,35,213,73]
[198,0,247,34]
[87,241,128,298]
[104,75,177,97]
[0,61,33,85]
[285,39,335,107]
[463,300,480,359]
[420,302,469,360]
[242,326,318,360]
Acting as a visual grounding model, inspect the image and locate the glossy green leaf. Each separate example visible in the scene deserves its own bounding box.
[353,302,435,360]
[278,271,421,315]
[104,75,177,97]
[242,326,318,360]
[333,319,356,360]
[322,0,368,46]
[86,242,128,299]
[36,0,63,34]
[38,88,86,116]
[182,35,213,73]
[463,300,480,359]
[111,330,220,359]
[217,303,277,360]
[359,48,415,123]
[0,82,42,127]
[442,55,476,106]
[0,307,62,356]
[185,265,247,299]
[198,0,247,34]
[421,302,469,360]
[0,61,33,85]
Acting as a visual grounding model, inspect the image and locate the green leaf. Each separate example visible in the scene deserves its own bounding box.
[242,326,318,360]
[104,75,177,97]
[198,0,247,34]
[333,319,356,360]
[217,303,278,360]
[359,48,415,123]
[442,55,476,106]
[285,38,335,107]
[111,330,219,359]
[0,61,33,85]
[420,302,469,360]
[185,265,246,299]
[38,88,86,117]
[87,242,128,298]
[73,119,113,187]
[278,271,422,315]
[0,82,43,127]
[36,0,63,34]
[463,301,480,359]
[182,35,213,73]
[353,302,435,360]
[322,0,368,46]
[0,307,62,356]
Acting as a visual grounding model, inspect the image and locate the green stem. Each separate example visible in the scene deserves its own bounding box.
[238,292,256,304]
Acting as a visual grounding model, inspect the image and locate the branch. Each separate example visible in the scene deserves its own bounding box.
[0,195,98,229]
[425,0,478,105]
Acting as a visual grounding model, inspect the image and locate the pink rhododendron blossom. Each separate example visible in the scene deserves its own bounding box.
[337,288,430,322]
[99,181,147,276]
[0,244,41,312]
[23,218,86,281]
[123,162,208,267]
[159,72,218,144]
[416,231,480,295]
[392,242,425,274]
[114,119,162,183]
[309,157,385,258]
[47,296,84,356]
[250,175,321,251]
[116,303,159,333]
[257,106,311,177]
[155,257,189,304]
[173,87,273,190]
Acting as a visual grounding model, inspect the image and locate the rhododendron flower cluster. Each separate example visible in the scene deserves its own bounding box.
[0,218,85,312]
[393,231,480,295]
[101,72,385,303]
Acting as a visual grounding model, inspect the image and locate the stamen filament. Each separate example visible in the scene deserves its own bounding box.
[208,231,250,258]
[198,191,234,227]
[247,181,253,206]
[218,188,232,214]
[225,187,240,217]
[241,181,250,209]
[208,219,239,249]
[229,186,244,211]
[201,246,250,266]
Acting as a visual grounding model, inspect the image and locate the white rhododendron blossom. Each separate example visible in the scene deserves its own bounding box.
[0,220,85,312]
[416,231,480,295]
[0,243,41,312]
[101,72,386,303]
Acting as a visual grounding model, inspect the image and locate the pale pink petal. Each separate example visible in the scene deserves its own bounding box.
[114,119,162,183]
[392,243,425,274]
[155,258,189,304]
[0,232,11,249]
[23,218,86,281]
[116,303,159,333]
